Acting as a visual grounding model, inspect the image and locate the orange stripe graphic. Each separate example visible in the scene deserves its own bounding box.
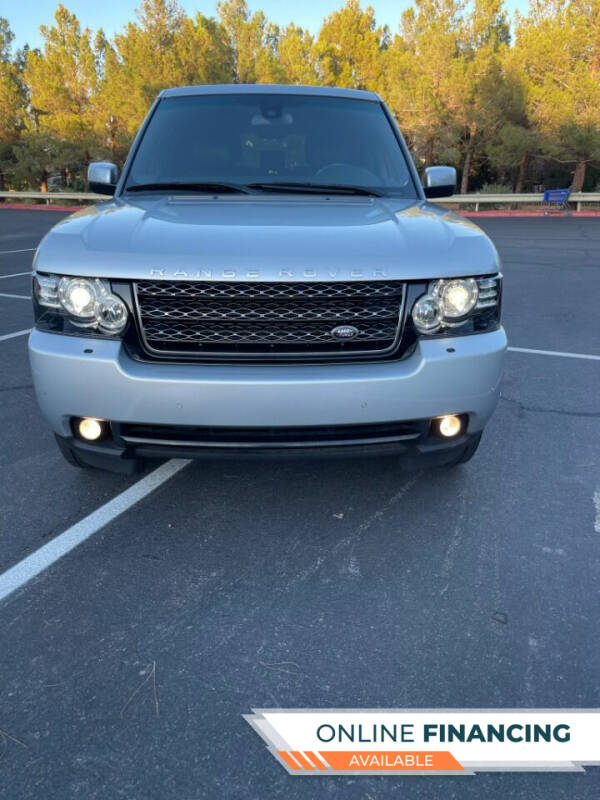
[278,751,302,771]
[291,751,315,770]
[306,751,328,770]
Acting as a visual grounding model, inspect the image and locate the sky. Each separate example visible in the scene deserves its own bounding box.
[6,0,530,52]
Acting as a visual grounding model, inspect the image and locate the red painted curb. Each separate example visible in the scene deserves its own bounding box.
[460,210,600,218]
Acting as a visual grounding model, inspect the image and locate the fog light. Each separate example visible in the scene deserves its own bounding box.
[436,414,463,438]
[77,417,105,441]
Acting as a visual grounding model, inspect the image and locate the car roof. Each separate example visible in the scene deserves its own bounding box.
[160,84,381,102]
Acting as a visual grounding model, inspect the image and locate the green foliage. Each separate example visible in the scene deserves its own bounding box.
[1,0,599,192]
[103,1,232,142]
[314,0,386,89]
[217,0,282,83]
[382,1,464,166]
[512,0,600,189]
[0,18,26,187]
[478,182,513,193]
[278,24,317,85]
[25,6,98,150]
[0,45,24,141]
[11,131,63,189]
[486,123,536,189]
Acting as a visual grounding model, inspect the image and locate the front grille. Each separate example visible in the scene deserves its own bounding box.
[133,280,405,361]
[116,420,425,449]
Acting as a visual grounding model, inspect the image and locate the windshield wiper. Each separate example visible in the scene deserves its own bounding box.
[248,181,384,197]
[126,180,384,197]
[125,182,252,194]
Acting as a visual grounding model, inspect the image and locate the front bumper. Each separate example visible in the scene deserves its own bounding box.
[29,327,506,465]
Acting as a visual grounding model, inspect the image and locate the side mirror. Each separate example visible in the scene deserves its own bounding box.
[88,162,119,195]
[423,166,456,198]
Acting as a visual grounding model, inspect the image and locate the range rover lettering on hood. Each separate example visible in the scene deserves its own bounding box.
[148,268,390,279]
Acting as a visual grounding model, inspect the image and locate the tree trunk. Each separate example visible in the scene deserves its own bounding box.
[572,160,586,192]
[109,115,118,160]
[515,153,529,194]
[424,136,435,168]
[460,143,473,194]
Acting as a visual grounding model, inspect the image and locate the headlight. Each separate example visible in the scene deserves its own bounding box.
[34,274,129,336]
[412,294,443,333]
[95,293,129,332]
[411,274,501,336]
[431,278,478,319]
[35,274,61,308]
[58,278,97,322]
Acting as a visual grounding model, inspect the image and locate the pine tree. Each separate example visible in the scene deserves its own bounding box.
[217,0,283,83]
[514,0,600,191]
[447,0,517,192]
[314,0,386,90]
[382,1,463,168]
[0,18,25,189]
[24,4,99,180]
[278,24,317,85]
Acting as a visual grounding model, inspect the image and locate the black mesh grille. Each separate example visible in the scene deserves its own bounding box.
[137,298,400,321]
[134,280,405,360]
[137,280,402,299]
[140,320,399,344]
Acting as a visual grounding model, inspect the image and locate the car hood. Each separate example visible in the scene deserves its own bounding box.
[34,195,499,281]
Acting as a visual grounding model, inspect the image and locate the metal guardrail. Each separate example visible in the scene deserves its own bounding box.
[0,190,106,202]
[1,190,599,211]
[441,193,600,212]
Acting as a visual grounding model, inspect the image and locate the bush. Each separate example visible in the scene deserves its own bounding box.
[478,183,513,194]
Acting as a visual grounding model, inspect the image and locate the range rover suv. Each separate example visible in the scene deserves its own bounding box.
[29,84,506,474]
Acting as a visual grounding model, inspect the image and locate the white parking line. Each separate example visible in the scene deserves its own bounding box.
[0,248,36,254]
[508,346,600,362]
[0,271,31,279]
[0,459,191,604]
[0,328,31,342]
[0,292,30,300]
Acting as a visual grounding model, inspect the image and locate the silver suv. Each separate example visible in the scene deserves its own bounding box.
[29,85,506,474]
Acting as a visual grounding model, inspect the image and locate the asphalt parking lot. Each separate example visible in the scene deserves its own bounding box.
[1,209,599,799]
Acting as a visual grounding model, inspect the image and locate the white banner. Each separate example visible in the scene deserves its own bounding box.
[244,709,600,775]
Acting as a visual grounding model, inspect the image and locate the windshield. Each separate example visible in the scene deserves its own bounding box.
[124,93,416,197]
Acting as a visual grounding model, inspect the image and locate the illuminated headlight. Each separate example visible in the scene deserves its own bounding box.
[35,274,128,335]
[412,274,501,336]
[432,278,478,319]
[58,278,97,321]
